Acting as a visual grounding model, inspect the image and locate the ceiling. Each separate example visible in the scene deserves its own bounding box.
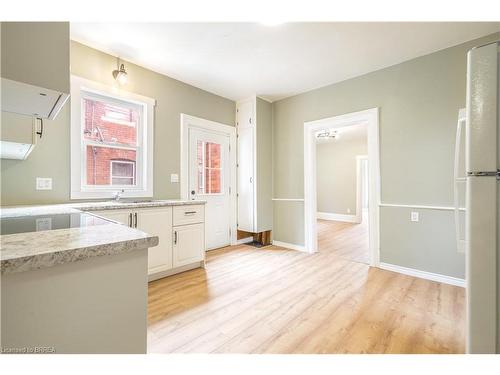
[71,22,500,102]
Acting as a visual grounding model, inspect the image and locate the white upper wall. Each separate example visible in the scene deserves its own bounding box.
[70,22,500,102]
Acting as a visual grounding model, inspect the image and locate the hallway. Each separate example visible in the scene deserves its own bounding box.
[317,214,369,264]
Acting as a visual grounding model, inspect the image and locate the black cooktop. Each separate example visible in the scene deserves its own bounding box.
[0,212,111,235]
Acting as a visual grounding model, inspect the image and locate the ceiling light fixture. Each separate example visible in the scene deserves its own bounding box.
[316,130,339,140]
[112,59,128,85]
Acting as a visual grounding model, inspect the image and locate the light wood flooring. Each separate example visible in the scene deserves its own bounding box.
[318,217,369,264]
[148,222,465,353]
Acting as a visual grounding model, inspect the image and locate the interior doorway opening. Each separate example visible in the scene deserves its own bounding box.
[315,124,370,264]
[303,108,380,266]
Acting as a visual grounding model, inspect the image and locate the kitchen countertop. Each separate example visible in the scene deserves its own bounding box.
[0,199,205,274]
[0,199,206,218]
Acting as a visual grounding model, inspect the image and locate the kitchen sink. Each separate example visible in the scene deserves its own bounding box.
[115,199,155,204]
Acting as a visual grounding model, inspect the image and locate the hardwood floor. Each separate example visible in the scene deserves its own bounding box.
[318,216,369,264]
[148,233,465,353]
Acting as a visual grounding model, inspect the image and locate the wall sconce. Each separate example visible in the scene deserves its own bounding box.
[112,59,128,85]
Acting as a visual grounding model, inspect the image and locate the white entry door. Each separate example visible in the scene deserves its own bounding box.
[189,128,231,250]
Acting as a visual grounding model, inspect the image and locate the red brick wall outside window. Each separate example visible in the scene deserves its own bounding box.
[196,141,222,194]
[83,98,139,186]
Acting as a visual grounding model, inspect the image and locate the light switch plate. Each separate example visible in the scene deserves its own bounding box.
[36,177,52,190]
[410,211,419,222]
[170,173,179,183]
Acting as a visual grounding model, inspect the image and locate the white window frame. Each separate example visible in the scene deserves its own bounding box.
[70,75,155,199]
[109,160,136,186]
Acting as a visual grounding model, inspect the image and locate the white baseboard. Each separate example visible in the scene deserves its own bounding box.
[272,240,307,252]
[317,212,360,223]
[378,262,465,287]
[148,261,204,282]
[236,237,253,245]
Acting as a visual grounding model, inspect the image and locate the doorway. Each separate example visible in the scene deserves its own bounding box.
[303,108,380,266]
[315,123,370,263]
[180,114,237,250]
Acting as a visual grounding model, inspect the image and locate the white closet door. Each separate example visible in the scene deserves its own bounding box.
[237,125,255,232]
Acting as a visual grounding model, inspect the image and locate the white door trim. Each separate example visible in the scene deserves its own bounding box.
[303,108,381,266]
[355,155,368,224]
[180,113,237,245]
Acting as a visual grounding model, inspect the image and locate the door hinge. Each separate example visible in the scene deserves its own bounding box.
[229,186,231,194]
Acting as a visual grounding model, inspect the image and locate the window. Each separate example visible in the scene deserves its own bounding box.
[110,160,135,185]
[196,141,222,194]
[71,76,155,199]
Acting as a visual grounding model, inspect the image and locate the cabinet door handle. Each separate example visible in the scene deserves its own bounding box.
[184,211,196,215]
[128,213,133,227]
[134,212,138,228]
[174,231,178,245]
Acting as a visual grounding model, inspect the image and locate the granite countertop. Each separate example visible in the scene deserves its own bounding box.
[0,199,205,274]
[0,199,206,218]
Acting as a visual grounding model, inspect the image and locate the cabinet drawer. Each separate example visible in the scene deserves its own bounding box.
[173,205,204,226]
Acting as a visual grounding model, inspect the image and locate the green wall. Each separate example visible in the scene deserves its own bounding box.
[255,97,273,232]
[272,32,500,278]
[0,41,235,205]
[317,133,367,215]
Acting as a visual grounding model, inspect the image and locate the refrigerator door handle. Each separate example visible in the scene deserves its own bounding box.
[467,170,500,178]
[454,111,466,253]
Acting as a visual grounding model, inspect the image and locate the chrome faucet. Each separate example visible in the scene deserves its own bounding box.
[113,189,125,202]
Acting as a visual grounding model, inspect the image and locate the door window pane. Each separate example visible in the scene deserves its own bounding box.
[196,141,222,194]
[86,145,136,186]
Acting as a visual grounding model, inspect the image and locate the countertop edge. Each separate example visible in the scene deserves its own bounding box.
[1,235,159,274]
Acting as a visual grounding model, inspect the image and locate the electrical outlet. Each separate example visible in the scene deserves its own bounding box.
[170,173,179,183]
[410,211,419,222]
[36,177,52,190]
[36,217,52,231]
[347,208,351,214]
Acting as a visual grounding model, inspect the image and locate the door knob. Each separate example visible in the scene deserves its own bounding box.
[191,190,195,200]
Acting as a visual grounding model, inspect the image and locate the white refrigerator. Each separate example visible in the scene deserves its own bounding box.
[466,40,499,354]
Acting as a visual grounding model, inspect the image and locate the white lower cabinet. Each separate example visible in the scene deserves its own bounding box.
[90,204,205,280]
[136,207,173,274]
[173,223,204,267]
[92,209,132,226]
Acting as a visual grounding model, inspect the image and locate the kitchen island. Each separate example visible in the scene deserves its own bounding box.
[0,199,204,354]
